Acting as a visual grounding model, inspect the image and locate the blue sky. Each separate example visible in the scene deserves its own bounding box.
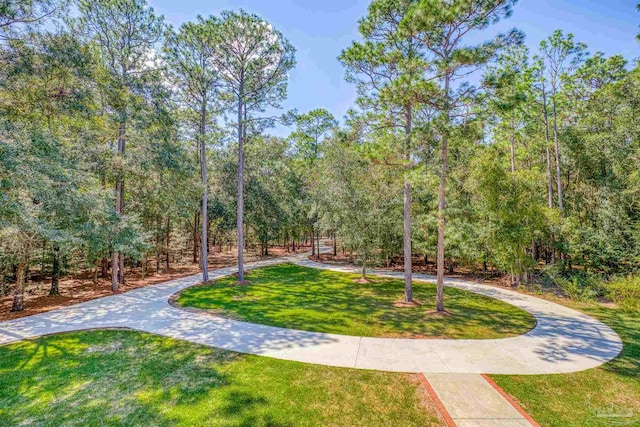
[152,0,639,135]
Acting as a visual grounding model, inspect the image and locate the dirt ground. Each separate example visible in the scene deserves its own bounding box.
[0,245,310,322]
[316,242,511,288]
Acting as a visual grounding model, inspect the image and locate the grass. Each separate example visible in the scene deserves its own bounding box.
[0,329,444,427]
[491,302,640,427]
[176,263,536,339]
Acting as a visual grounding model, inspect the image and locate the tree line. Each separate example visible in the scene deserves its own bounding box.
[2,0,639,313]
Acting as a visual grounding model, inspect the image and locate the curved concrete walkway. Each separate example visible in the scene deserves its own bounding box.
[0,249,622,374]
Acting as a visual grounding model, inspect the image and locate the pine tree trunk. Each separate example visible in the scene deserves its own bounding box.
[436,80,451,313]
[200,102,209,282]
[551,92,564,210]
[112,120,126,292]
[510,111,516,173]
[403,106,413,302]
[542,87,554,209]
[236,86,246,282]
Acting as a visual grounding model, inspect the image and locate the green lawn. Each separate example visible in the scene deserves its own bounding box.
[176,263,536,339]
[0,330,443,427]
[491,302,640,427]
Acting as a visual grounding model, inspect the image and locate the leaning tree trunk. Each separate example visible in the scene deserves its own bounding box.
[11,261,27,312]
[200,102,209,282]
[49,245,60,296]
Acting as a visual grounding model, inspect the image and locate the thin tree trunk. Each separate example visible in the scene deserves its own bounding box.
[436,78,451,313]
[542,88,554,209]
[436,74,451,312]
[118,253,124,285]
[101,257,108,278]
[311,227,316,256]
[112,181,121,292]
[551,91,563,210]
[403,106,413,302]
[118,162,125,286]
[112,120,126,291]
[237,87,246,282]
[11,261,27,312]
[333,231,337,256]
[200,101,209,282]
[165,215,171,271]
[49,245,60,296]
[192,211,199,264]
[510,111,516,173]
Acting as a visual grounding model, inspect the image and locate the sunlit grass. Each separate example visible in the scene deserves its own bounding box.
[176,263,536,339]
[491,302,640,427]
[0,330,443,427]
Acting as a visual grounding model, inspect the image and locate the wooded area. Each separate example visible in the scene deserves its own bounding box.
[2,0,639,314]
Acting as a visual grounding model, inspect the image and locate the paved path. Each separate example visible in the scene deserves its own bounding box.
[0,249,622,375]
[423,373,539,427]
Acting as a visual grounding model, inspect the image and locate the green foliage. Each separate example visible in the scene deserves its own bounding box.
[470,147,547,280]
[605,275,640,311]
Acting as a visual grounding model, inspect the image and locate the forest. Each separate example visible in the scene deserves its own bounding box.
[1,0,639,315]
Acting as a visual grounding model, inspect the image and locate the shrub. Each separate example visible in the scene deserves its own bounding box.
[605,276,640,311]
[542,265,605,302]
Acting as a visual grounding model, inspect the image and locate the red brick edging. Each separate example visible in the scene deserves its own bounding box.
[418,373,457,427]
[481,374,541,427]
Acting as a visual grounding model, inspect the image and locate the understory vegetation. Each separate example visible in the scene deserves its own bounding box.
[177,263,536,339]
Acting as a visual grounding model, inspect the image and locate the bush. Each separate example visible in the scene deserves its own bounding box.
[542,265,605,302]
[605,276,640,311]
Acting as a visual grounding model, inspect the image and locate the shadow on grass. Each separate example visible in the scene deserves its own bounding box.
[0,330,279,427]
[0,329,439,427]
[176,263,536,339]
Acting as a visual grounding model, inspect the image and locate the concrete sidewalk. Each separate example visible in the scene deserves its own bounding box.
[0,249,622,375]
[423,373,538,427]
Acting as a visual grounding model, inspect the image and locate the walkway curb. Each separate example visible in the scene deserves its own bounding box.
[481,374,541,427]
[419,373,457,427]
[423,373,537,426]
